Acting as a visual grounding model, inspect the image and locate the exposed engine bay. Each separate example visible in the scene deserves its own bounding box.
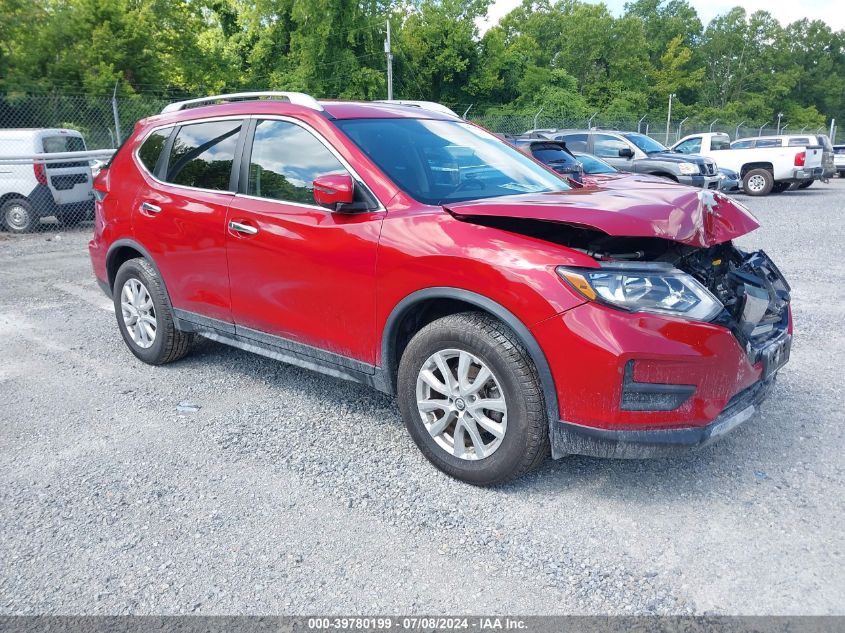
[467,216,791,358]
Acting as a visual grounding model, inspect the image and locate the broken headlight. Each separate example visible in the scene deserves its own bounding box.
[557,262,723,321]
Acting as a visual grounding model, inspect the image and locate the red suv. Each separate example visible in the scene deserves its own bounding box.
[90,92,792,484]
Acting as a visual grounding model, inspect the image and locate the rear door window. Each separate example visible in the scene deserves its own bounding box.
[731,140,753,149]
[165,120,243,191]
[756,139,781,148]
[137,128,172,174]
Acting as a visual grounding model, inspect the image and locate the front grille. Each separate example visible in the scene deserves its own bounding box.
[699,162,717,176]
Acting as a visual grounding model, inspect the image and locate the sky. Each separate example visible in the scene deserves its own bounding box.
[479,0,845,32]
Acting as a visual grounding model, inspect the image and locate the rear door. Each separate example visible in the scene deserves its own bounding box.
[39,132,93,205]
[132,117,245,323]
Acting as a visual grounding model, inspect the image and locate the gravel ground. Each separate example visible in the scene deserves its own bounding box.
[0,180,843,616]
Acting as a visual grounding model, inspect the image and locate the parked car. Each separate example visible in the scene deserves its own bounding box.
[90,92,792,485]
[672,132,823,195]
[729,134,829,187]
[833,145,845,177]
[508,137,583,183]
[528,129,721,190]
[0,128,95,232]
[718,167,741,193]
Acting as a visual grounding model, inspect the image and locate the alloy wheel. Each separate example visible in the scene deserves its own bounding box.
[120,278,157,349]
[415,348,508,460]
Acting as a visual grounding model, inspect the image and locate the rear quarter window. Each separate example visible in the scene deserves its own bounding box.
[137,128,172,174]
[787,137,811,147]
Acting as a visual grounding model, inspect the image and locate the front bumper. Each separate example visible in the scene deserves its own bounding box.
[719,177,741,193]
[551,377,776,458]
[680,174,720,190]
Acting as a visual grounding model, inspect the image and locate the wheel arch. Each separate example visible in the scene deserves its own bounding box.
[106,239,172,303]
[0,193,30,207]
[644,171,677,182]
[740,162,774,177]
[381,287,559,425]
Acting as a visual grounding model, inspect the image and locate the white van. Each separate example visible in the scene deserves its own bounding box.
[0,128,94,232]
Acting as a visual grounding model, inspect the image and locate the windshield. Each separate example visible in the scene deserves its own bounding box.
[622,133,666,154]
[575,153,616,174]
[334,119,570,205]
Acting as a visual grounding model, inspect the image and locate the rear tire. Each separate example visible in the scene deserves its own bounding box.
[397,312,549,486]
[1,198,38,233]
[113,258,194,365]
[742,169,773,196]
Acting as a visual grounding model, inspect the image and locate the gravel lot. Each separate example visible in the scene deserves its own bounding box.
[1,180,843,616]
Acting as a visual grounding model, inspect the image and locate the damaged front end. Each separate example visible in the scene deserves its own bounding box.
[674,245,792,376]
[446,187,793,457]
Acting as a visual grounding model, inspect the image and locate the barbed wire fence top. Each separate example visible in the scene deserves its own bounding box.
[0,92,835,233]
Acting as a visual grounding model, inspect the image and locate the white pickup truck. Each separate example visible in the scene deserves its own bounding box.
[671,132,823,196]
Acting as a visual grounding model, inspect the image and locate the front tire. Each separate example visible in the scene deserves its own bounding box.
[113,258,194,365]
[1,198,39,233]
[397,312,549,486]
[742,169,773,196]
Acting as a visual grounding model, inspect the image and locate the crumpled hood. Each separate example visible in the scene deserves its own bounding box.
[444,177,759,247]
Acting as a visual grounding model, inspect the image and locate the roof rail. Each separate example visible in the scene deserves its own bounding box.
[161,91,323,114]
[374,100,459,117]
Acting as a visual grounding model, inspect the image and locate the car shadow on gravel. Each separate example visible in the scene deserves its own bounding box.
[181,338,808,502]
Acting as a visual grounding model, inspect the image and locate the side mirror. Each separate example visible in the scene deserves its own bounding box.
[313,174,355,211]
[618,147,635,159]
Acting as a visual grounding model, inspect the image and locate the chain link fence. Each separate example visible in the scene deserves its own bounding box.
[0,93,837,234]
[0,94,165,233]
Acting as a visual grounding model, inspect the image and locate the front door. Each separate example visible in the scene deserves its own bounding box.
[225,118,383,365]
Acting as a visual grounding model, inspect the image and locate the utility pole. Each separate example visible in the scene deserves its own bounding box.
[665,93,675,146]
[111,80,122,145]
[385,19,393,100]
